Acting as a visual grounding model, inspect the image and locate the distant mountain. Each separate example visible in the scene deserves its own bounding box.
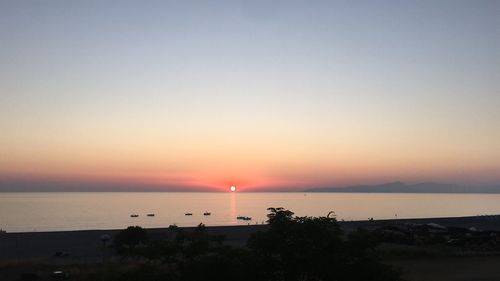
[306,182,500,193]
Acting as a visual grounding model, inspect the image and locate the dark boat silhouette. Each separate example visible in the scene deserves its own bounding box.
[185,212,193,216]
[130,214,139,218]
[203,212,211,216]
[147,213,155,217]
[237,216,252,220]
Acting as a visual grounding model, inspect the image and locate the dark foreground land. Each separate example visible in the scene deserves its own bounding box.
[1,214,500,281]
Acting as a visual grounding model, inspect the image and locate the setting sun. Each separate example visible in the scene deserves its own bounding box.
[230,186,236,192]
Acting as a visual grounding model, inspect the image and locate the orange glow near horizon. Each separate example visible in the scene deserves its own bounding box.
[2,122,499,191]
[2,104,500,191]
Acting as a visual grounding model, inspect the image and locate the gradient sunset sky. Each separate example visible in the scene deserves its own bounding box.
[1,1,499,191]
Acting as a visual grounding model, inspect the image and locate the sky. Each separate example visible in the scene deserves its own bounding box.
[1,0,499,191]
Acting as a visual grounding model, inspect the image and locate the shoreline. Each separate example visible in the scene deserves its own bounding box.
[2,215,500,261]
[3,214,500,235]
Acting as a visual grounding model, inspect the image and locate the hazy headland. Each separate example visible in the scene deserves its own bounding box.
[307,182,500,193]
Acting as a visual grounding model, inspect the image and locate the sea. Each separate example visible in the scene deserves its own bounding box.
[1,192,500,233]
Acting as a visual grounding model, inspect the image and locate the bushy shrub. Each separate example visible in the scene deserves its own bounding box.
[114,226,149,254]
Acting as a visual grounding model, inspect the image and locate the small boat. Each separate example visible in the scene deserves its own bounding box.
[147,213,155,217]
[185,213,193,216]
[237,216,252,220]
[203,212,211,216]
[130,214,139,218]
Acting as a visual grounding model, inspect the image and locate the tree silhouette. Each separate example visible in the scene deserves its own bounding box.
[107,208,401,281]
[248,208,400,281]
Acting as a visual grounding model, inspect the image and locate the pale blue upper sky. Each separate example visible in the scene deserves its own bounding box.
[1,1,499,189]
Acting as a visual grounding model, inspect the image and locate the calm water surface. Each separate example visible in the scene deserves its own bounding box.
[1,192,500,232]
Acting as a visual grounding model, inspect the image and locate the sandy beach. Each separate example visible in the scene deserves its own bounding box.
[2,215,500,281]
[2,215,500,261]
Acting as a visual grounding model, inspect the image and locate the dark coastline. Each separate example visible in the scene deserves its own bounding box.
[2,215,500,261]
